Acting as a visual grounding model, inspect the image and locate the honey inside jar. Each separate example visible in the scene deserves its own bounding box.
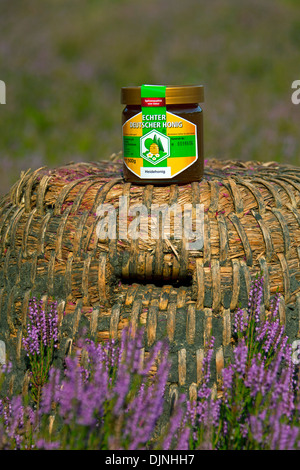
[121,85,204,185]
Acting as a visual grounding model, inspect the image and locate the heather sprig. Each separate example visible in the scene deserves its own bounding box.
[22,297,58,406]
[0,395,36,450]
[185,336,222,450]
[233,274,286,366]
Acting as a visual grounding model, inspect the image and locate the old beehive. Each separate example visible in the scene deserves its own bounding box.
[0,155,300,408]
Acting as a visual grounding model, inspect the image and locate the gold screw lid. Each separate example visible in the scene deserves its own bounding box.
[121,85,204,105]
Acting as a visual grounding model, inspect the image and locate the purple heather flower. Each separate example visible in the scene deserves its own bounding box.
[22,298,58,357]
[35,439,60,450]
[244,353,266,397]
[233,339,248,376]
[175,425,191,450]
[246,275,264,325]
[234,308,247,335]
[0,395,36,449]
[162,395,187,450]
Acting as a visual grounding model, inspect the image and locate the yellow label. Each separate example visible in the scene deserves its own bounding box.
[122,111,198,179]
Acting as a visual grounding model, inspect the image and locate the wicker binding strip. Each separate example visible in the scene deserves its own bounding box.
[0,155,300,406]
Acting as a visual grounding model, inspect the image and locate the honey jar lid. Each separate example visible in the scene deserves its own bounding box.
[121,85,204,105]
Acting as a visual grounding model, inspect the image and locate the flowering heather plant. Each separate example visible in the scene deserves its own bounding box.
[1,325,188,449]
[183,275,300,450]
[22,297,58,406]
[186,336,222,450]
[36,326,188,450]
[0,360,37,450]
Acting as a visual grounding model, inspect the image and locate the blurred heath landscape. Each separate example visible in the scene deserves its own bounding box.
[0,0,299,195]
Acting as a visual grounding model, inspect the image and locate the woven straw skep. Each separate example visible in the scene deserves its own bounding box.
[0,156,300,409]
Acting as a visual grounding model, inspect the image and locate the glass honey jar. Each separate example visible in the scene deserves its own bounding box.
[121,84,204,185]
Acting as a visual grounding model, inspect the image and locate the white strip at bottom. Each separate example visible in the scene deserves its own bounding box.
[140,167,171,179]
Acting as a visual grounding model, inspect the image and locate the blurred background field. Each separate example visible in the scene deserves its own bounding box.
[0,0,299,196]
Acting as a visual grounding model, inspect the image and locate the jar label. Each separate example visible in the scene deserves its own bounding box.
[123,85,198,179]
